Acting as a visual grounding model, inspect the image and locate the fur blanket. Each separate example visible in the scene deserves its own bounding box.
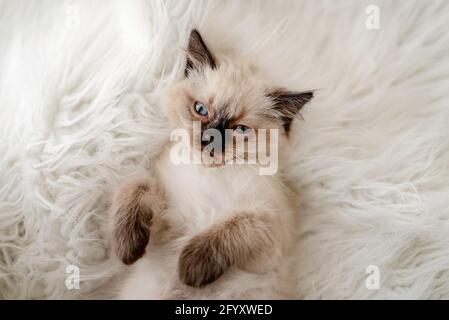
[1,0,449,299]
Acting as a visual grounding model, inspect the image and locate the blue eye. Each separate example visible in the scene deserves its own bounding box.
[234,125,252,134]
[194,101,208,116]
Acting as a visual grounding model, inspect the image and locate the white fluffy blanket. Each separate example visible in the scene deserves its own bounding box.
[1,0,449,299]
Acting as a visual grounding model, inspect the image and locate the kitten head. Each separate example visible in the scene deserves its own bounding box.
[163,29,313,167]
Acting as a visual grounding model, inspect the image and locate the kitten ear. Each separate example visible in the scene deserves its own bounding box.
[185,29,217,77]
[267,90,314,134]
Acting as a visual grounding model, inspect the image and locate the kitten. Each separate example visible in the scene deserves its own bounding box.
[110,29,313,299]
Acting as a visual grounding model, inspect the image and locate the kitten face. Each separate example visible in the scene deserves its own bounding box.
[163,30,313,166]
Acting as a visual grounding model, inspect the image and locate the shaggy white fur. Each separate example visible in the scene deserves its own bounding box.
[1,0,449,299]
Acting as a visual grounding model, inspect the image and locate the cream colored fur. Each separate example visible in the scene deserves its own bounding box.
[113,34,304,297]
[117,148,296,299]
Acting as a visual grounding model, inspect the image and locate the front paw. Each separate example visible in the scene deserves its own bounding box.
[111,178,161,265]
[178,234,229,288]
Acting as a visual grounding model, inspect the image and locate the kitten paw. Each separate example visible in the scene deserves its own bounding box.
[111,177,163,265]
[178,234,229,288]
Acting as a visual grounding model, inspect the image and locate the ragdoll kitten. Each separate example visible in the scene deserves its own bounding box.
[110,29,313,299]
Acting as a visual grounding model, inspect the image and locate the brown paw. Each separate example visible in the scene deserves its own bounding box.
[114,216,151,265]
[178,234,229,288]
[111,179,157,265]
